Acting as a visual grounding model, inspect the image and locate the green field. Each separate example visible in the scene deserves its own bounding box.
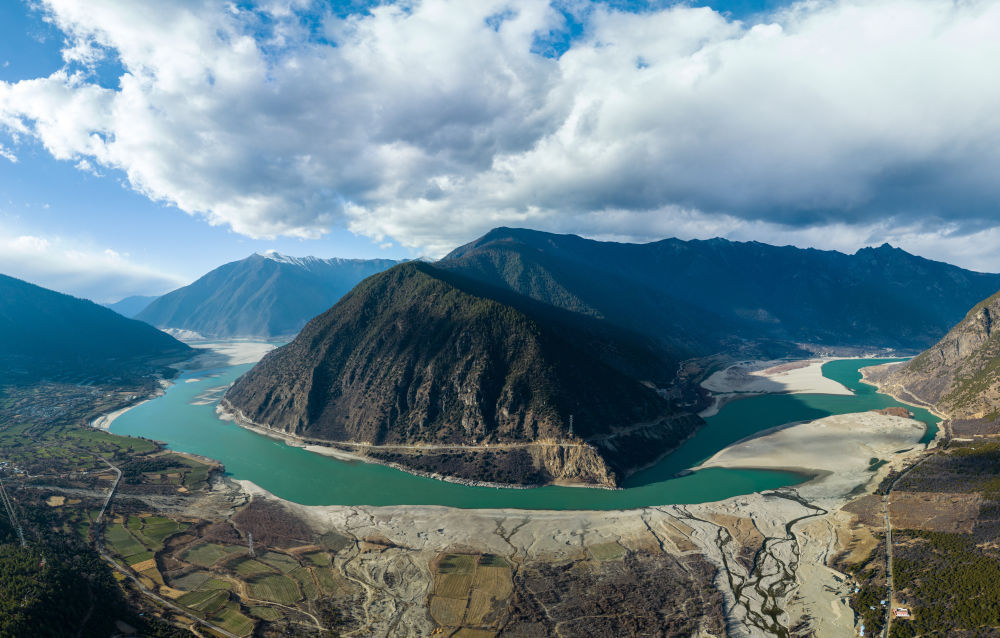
[315,568,340,595]
[290,567,319,600]
[177,588,229,614]
[124,550,155,566]
[170,571,213,590]
[208,602,255,636]
[249,606,282,621]
[181,543,243,567]
[104,523,145,558]
[302,551,331,566]
[231,557,274,577]
[247,574,301,604]
[438,554,476,574]
[201,578,233,591]
[259,551,300,573]
[137,515,188,547]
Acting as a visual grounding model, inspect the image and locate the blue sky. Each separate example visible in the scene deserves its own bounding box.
[0,0,789,300]
[2,0,1000,301]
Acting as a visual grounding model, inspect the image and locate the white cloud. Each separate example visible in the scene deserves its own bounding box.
[0,229,185,303]
[0,144,16,163]
[1,0,1000,261]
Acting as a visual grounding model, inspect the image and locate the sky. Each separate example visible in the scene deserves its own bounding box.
[2,0,1000,302]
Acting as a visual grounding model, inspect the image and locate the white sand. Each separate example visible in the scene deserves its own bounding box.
[178,340,278,370]
[696,411,924,501]
[91,400,152,430]
[700,359,852,416]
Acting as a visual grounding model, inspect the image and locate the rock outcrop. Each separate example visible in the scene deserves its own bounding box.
[872,290,1000,418]
[224,262,696,486]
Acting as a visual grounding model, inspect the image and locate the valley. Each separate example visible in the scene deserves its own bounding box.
[3,230,999,637]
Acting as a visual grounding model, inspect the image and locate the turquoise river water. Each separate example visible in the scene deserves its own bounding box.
[110,358,937,509]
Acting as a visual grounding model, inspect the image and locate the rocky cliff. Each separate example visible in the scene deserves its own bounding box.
[223,262,697,486]
[871,290,1000,419]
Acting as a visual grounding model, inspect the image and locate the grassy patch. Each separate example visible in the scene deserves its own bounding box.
[247,574,301,605]
[249,606,282,621]
[438,553,476,574]
[104,523,145,558]
[315,568,340,595]
[302,551,331,567]
[181,543,242,567]
[177,588,229,614]
[258,551,300,573]
[170,571,213,591]
[208,601,255,636]
[231,557,274,577]
[290,567,320,600]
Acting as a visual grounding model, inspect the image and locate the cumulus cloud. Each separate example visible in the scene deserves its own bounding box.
[0,229,185,303]
[1,0,1000,259]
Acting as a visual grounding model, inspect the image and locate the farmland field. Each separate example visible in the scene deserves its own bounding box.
[435,573,474,598]
[170,571,213,590]
[231,557,274,577]
[249,606,282,621]
[259,550,300,573]
[105,523,145,557]
[465,590,498,626]
[177,588,229,614]
[303,551,331,566]
[438,554,476,574]
[182,543,242,567]
[209,601,255,636]
[291,567,320,600]
[248,573,301,604]
[472,566,512,599]
[315,567,340,595]
[430,595,468,626]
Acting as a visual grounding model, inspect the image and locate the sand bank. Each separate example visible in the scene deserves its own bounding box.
[179,340,277,370]
[699,358,852,416]
[696,411,924,501]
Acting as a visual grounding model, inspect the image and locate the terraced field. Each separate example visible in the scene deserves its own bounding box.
[428,553,513,634]
[181,542,244,567]
[248,573,301,605]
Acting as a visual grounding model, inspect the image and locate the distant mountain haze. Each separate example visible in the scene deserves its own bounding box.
[104,295,160,318]
[136,252,400,339]
[439,228,1000,351]
[0,273,191,383]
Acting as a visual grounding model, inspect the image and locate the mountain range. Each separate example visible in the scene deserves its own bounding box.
[222,228,1000,486]
[136,252,399,339]
[438,228,1000,351]
[0,274,191,384]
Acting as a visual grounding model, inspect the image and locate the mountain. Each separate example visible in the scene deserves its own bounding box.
[870,290,1000,420]
[0,274,192,383]
[439,228,1000,351]
[222,262,701,487]
[136,252,399,339]
[104,294,159,318]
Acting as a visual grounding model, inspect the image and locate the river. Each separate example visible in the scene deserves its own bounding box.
[109,358,936,509]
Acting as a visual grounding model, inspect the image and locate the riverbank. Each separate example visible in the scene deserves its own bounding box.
[217,399,614,491]
[696,411,925,500]
[699,358,853,417]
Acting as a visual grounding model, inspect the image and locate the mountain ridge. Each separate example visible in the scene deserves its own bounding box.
[0,273,191,383]
[136,253,399,338]
[222,261,701,487]
[438,228,1000,351]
